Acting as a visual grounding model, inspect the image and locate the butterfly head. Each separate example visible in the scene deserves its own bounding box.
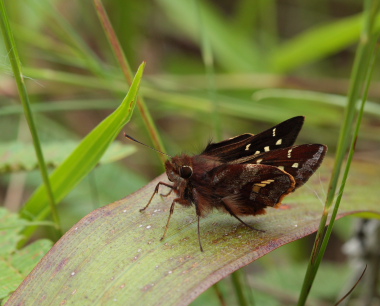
[165,155,194,183]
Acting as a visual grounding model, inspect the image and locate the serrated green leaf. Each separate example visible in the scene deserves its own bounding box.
[0,208,52,302]
[6,158,380,306]
[0,209,27,257]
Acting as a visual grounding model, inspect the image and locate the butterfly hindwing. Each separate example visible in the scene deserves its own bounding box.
[246,144,327,189]
[208,164,296,215]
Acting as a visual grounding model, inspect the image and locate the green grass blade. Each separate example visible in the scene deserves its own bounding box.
[297,1,380,305]
[29,0,107,78]
[272,13,380,72]
[195,0,221,141]
[156,0,263,72]
[231,270,251,306]
[0,0,61,233]
[19,62,146,245]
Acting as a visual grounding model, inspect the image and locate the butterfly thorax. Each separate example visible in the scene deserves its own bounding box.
[165,154,223,205]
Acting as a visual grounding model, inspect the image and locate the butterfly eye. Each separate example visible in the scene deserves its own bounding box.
[179,166,193,179]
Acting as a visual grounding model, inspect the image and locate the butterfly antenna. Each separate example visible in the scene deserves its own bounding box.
[124,132,172,158]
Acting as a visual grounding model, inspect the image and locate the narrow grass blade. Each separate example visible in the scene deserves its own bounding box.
[0,0,60,232]
[156,0,263,72]
[297,1,380,304]
[19,62,146,244]
[272,13,380,72]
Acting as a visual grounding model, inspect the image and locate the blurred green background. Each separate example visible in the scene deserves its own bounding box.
[1,0,379,305]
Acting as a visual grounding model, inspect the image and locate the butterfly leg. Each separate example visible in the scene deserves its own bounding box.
[195,206,204,252]
[192,190,206,251]
[221,200,265,233]
[160,188,173,198]
[140,181,174,212]
[160,198,178,241]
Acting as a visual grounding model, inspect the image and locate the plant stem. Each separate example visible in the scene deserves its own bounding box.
[231,269,252,306]
[0,0,61,235]
[94,0,167,169]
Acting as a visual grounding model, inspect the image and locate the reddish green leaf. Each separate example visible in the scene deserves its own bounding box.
[6,159,380,306]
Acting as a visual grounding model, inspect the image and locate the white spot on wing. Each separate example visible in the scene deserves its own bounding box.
[292,163,299,168]
[254,150,260,155]
[264,146,270,152]
[278,166,285,171]
[256,159,263,164]
[276,139,282,145]
[245,144,251,151]
[287,149,292,158]
[272,128,276,137]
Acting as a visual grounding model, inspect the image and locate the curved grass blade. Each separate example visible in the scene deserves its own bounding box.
[19,62,146,245]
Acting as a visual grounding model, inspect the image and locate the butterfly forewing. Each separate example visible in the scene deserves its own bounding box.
[203,116,305,162]
[203,134,252,150]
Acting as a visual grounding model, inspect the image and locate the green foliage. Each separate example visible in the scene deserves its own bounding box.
[0,208,52,303]
[272,14,377,72]
[0,142,135,173]
[0,0,380,305]
[19,62,145,243]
